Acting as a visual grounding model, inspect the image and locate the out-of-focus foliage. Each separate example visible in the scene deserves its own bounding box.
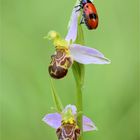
[1,0,139,140]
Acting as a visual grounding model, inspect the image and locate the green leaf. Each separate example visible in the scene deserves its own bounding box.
[50,78,63,112]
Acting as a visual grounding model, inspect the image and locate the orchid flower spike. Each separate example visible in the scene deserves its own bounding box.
[43,105,97,140]
[47,8,110,79]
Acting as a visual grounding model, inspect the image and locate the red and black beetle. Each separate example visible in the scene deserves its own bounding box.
[76,0,99,29]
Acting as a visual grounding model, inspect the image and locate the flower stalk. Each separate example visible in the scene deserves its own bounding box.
[72,1,85,139]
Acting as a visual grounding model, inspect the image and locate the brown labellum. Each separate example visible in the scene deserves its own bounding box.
[56,123,80,140]
[49,49,73,79]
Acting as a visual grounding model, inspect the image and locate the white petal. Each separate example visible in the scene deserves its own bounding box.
[42,113,61,129]
[65,8,80,42]
[70,44,111,64]
[83,116,97,132]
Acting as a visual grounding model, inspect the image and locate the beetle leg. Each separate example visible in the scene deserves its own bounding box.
[80,17,84,24]
[75,4,82,12]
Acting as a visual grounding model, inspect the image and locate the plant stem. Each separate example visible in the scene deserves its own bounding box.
[72,24,84,139]
[76,78,83,140]
[72,61,85,140]
[72,1,85,139]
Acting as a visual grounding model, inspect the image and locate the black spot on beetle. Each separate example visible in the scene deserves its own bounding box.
[89,13,97,19]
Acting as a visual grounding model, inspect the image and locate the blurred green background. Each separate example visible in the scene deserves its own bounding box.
[1,0,139,140]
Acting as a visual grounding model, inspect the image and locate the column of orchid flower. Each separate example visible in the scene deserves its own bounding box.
[43,0,110,140]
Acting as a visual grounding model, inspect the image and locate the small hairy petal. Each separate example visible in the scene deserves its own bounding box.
[65,9,80,42]
[83,116,97,132]
[70,44,111,64]
[42,113,61,129]
[63,104,77,114]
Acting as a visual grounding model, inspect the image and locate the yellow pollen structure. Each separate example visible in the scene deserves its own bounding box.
[69,118,74,124]
[63,117,75,125]
[47,30,69,50]
[47,31,58,40]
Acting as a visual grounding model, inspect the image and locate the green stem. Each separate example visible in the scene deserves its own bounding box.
[76,82,83,140]
[72,1,85,139]
[72,61,84,131]
[72,62,85,140]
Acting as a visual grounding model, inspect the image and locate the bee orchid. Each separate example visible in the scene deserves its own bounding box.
[46,8,110,79]
[43,105,97,140]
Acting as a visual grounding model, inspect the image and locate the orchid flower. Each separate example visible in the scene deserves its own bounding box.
[46,8,110,79]
[43,105,97,135]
